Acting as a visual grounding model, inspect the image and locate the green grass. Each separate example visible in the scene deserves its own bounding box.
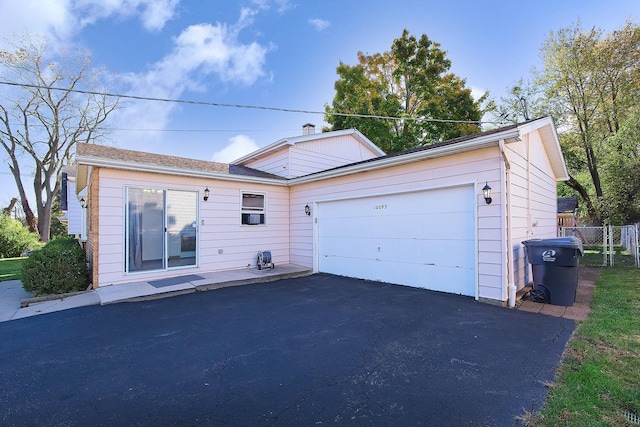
[534,268,640,426]
[0,257,26,282]
[581,249,606,267]
[581,245,636,268]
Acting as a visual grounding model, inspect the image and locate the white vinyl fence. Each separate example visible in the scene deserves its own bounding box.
[559,224,640,267]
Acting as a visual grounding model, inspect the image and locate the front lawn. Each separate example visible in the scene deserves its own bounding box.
[536,268,640,425]
[0,257,25,282]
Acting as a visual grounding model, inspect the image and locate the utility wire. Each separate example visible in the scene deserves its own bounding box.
[0,80,484,125]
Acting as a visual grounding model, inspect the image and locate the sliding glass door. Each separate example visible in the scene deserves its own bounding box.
[166,190,197,268]
[126,188,197,273]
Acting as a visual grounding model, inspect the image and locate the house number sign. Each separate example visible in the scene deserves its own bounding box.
[374,204,388,210]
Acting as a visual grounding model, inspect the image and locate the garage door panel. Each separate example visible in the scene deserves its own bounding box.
[378,238,475,266]
[321,211,474,241]
[321,237,475,269]
[376,261,474,295]
[321,255,474,295]
[320,236,380,259]
[318,186,477,297]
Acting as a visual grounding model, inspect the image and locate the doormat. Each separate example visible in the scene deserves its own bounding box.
[148,274,204,288]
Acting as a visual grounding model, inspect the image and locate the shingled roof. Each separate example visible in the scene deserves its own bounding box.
[76,142,284,180]
[557,197,578,213]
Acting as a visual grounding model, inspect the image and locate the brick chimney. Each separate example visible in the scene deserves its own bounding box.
[302,123,315,135]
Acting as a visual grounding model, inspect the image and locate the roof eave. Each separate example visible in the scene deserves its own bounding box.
[233,128,385,164]
[75,155,288,187]
[290,127,520,185]
[233,137,293,164]
[517,117,570,181]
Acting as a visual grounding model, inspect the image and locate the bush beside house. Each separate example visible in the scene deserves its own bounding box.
[0,214,40,258]
[22,237,88,296]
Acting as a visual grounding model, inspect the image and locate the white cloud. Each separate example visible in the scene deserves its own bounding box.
[470,86,487,101]
[0,0,178,46]
[75,0,179,31]
[139,0,180,31]
[123,14,270,96]
[211,135,260,162]
[112,9,271,147]
[251,0,294,14]
[0,0,76,45]
[309,18,330,32]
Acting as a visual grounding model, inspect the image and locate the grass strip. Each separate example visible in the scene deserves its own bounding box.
[0,257,25,282]
[536,268,640,426]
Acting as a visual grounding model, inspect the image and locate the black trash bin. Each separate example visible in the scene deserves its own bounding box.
[522,237,583,306]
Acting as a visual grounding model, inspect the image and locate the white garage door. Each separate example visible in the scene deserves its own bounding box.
[317,185,476,296]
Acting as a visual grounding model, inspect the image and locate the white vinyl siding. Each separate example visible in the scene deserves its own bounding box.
[244,134,381,179]
[92,169,289,287]
[504,129,560,291]
[65,179,88,240]
[287,135,380,178]
[242,150,290,178]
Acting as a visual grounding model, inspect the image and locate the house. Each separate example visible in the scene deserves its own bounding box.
[74,117,568,307]
[557,196,579,230]
[60,166,88,242]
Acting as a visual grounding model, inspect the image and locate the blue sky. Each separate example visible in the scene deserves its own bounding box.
[0,0,639,207]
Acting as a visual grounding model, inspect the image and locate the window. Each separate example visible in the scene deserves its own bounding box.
[241,192,265,225]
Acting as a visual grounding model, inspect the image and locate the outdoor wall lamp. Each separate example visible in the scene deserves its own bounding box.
[482,182,492,204]
[80,197,87,209]
[304,204,311,216]
[203,187,210,202]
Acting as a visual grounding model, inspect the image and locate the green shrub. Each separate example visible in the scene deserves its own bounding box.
[22,236,88,296]
[0,214,40,258]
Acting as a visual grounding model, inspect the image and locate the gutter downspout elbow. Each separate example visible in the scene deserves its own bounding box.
[499,139,517,308]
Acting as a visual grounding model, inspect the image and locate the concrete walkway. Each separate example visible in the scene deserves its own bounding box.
[0,264,312,322]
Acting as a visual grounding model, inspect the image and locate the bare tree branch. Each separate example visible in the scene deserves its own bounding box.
[0,34,119,241]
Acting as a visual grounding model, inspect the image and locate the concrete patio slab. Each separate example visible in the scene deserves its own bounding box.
[95,281,166,304]
[1,264,313,322]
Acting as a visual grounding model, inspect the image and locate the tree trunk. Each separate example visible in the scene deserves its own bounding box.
[22,200,38,235]
[7,161,39,234]
[38,204,52,242]
[3,197,18,216]
[565,175,601,224]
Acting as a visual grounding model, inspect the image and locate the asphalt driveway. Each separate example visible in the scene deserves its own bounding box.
[0,274,574,426]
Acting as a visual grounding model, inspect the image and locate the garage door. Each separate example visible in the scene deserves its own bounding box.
[317,185,476,296]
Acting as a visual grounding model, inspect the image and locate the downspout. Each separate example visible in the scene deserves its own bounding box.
[499,139,517,308]
[526,134,532,238]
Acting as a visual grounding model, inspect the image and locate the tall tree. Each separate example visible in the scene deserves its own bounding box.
[495,21,640,224]
[326,29,485,153]
[491,78,562,125]
[541,21,640,223]
[0,34,118,241]
[600,113,640,224]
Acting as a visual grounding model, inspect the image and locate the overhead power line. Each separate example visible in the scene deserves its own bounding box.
[0,80,485,125]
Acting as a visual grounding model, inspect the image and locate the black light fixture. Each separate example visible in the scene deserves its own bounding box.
[304,204,311,216]
[203,187,210,202]
[482,182,492,204]
[80,197,87,209]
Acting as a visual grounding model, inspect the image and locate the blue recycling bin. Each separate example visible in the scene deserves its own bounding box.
[522,237,583,306]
